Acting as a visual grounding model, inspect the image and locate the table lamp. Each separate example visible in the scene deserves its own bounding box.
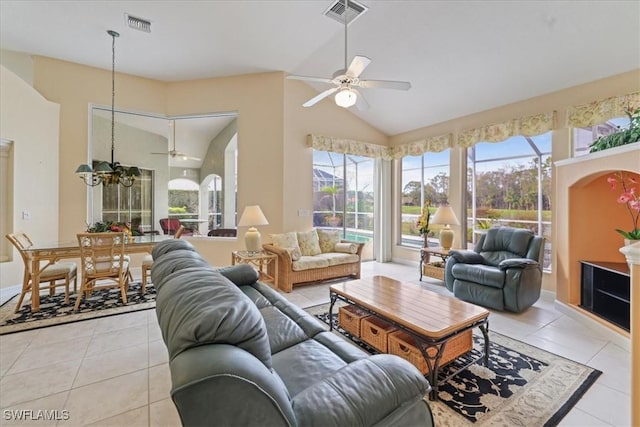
[431,205,460,251]
[238,205,269,254]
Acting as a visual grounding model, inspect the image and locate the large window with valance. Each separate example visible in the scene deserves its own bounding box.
[567,92,638,157]
[400,150,450,248]
[466,134,552,270]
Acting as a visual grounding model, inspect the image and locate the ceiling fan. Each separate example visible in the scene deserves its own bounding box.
[287,0,411,110]
[152,120,201,161]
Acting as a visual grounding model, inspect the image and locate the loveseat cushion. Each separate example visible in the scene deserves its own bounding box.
[297,229,322,256]
[155,268,273,369]
[270,231,302,260]
[317,252,359,266]
[292,256,329,271]
[317,229,340,253]
[451,263,505,288]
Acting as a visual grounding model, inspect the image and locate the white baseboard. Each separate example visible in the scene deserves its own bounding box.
[0,284,20,306]
[555,300,631,351]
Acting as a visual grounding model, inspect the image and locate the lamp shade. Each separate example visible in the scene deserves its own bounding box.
[431,206,460,226]
[238,205,269,227]
[238,206,269,253]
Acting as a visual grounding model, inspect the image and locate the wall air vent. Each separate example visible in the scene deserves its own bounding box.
[324,0,368,25]
[125,14,151,33]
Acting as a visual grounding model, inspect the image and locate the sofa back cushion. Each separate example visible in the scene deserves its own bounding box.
[478,227,534,266]
[297,229,322,256]
[317,229,340,253]
[270,231,302,260]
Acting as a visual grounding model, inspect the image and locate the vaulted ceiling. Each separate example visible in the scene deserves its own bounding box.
[2,0,639,136]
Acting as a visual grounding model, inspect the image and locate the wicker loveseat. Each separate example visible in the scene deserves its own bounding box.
[262,229,364,292]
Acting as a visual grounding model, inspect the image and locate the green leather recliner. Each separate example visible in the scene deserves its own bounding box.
[444,227,545,313]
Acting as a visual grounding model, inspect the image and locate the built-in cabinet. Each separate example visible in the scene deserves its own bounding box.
[580,260,630,331]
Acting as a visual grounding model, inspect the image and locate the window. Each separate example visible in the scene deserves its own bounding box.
[399,150,450,247]
[101,167,153,233]
[313,150,375,260]
[467,134,552,269]
[573,116,630,157]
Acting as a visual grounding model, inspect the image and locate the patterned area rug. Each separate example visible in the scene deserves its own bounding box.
[308,304,601,427]
[0,282,156,335]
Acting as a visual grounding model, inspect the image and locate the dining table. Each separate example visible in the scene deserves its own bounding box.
[24,234,175,312]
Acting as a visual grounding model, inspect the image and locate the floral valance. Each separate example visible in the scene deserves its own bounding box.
[307,134,394,160]
[389,134,453,159]
[457,111,556,148]
[566,92,640,128]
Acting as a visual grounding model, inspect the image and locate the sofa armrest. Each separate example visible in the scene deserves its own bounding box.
[449,249,485,264]
[498,258,539,270]
[170,344,295,427]
[340,239,365,257]
[292,354,433,426]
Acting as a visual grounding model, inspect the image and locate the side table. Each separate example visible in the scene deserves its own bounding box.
[231,250,278,288]
[419,247,451,281]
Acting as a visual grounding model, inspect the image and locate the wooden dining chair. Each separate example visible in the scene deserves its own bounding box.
[76,232,130,311]
[5,232,78,313]
[141,226,185,291]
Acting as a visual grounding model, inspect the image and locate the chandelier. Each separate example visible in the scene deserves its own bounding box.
[75,30,141,188]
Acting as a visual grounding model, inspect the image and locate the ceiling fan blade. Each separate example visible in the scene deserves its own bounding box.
[358,79,412,91]
[151,152,170,155]
[287,75,334,84]
[346,55,371,78]
[352,89,369,111]
[303,87,339,107]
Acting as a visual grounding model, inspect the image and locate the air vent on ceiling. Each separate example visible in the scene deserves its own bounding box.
[125,13,151,33]
[324,0,368,25]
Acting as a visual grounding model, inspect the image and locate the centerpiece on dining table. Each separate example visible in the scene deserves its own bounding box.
[86,221,140,241]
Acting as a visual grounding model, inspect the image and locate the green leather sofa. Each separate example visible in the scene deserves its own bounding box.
[444,227,545,313]
[151,239,435,426]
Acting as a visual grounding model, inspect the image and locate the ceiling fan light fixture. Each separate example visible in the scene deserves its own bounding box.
[335,87,357,108]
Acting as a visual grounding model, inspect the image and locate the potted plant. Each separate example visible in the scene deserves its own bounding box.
[321,185,341,227]
[589,107,640,153]
[416,200,431,248]
[607,171,640,244]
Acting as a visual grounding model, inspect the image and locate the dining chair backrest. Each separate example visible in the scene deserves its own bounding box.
[159,218,182,235]
[77,232,126,278]
[6,232,36,272]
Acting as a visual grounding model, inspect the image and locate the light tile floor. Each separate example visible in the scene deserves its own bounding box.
[0,262,631,426]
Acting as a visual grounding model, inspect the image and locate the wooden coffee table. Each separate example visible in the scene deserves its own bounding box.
[329,276,490,400]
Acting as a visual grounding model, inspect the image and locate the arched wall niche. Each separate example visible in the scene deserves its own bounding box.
[555,143,640,335]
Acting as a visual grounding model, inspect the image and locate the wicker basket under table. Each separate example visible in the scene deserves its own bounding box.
[338,305,370,338]
[361,316,397,353]
[422,264,445,280]
[388,329,473,375]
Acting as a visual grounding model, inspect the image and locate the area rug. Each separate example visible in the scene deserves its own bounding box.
[307,304,602,427]
[0,282,156,335]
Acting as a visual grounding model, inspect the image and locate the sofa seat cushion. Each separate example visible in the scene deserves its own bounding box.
[271,340,347,397]
[451,263,505,288]
[259,305,310,354]
[292,256,330,271]
[317,252,359,266]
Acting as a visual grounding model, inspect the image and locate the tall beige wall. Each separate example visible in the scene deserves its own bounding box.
[389,69,640,292]
[32,57,167,243]
[0,66,60,289]
[283,80,388,232]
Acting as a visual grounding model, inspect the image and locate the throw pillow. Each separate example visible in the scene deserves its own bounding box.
[270,231,302,260]
[317,229,340,253]
[297,229,322,256]
[335,242,358,254]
